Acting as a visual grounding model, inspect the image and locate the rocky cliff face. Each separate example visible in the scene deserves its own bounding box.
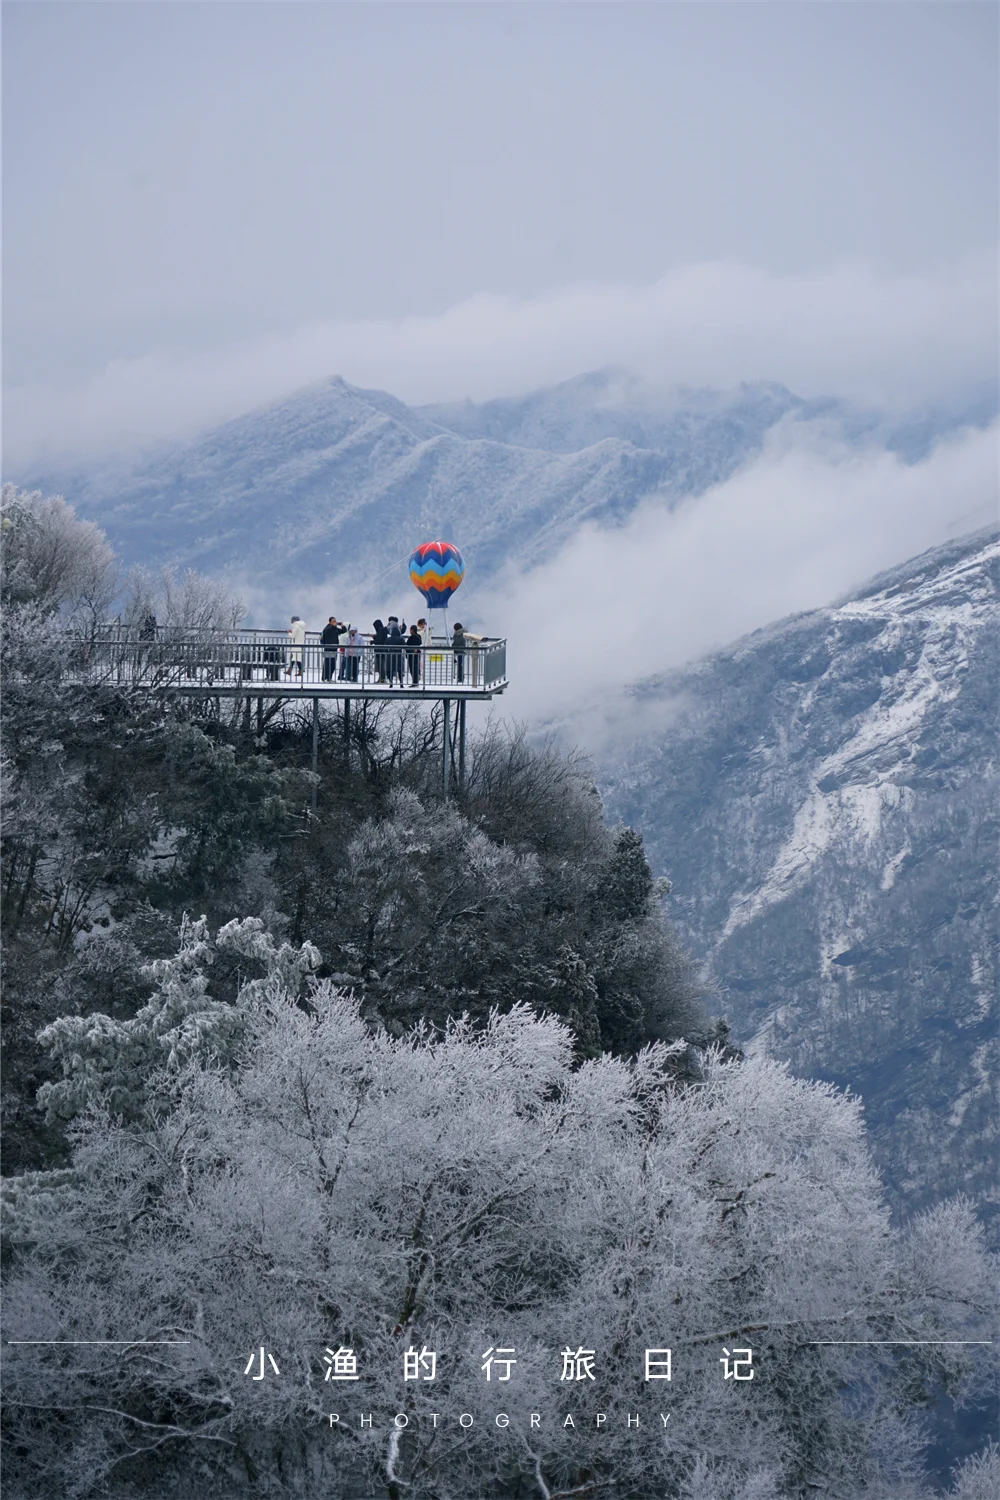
[600,529,999,1228]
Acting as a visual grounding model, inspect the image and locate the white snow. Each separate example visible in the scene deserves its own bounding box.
[721,540,997,940]
[880,844,911,892]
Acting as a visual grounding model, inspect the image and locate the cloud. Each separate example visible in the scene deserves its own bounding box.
[476,418,999,740]
[5,252,996,472]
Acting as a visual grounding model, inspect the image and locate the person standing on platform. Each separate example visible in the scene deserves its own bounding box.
[342,625,361,681]
[137,608,157,671]
[406,623,422,685]
[286,615,306,677]
[417,616,434,683]
[386,616,405,685]
[372,620,388,682]
[452,622,467,683]
[320,617,344,681]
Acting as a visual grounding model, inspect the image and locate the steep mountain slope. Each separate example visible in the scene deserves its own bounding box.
[600,528,999,1225]
[27,370,990,606]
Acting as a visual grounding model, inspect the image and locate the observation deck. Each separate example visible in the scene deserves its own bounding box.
[75,626,508,702]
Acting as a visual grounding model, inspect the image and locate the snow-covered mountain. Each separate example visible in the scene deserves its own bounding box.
[600,528,999,1229]
[20,370,994,608]
[17,373,803,594]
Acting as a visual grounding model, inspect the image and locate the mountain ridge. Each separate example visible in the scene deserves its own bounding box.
[16,370,995,611]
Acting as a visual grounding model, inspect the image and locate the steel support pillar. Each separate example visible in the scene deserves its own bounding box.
[458,699,467,790]
[442,699,452,795]
[310,697,320,812]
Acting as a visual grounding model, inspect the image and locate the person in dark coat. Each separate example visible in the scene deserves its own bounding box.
[406,623,422,685]
[452,622,467,683]
[320,617,345,680]
[137,608,158,671]
[372,620,388,682]
[386,616,405,685]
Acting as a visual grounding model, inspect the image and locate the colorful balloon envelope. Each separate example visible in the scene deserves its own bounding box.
[409,541,465,608]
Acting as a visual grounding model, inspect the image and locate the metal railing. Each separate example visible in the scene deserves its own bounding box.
[67,627,507,693]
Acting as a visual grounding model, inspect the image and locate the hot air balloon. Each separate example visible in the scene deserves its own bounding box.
[409,541,465,609]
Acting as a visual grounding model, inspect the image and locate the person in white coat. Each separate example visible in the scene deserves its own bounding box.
[415,617,434,684]
[286,615,307,677]
[341,625,361,682]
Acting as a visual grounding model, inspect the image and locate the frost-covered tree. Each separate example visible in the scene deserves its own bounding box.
[0,482,117,628]
[0,496,304,1169]
[4,920,995,1499]
[288,770,706,1054]
[34,916,320,1122]
[122,562,247,634]
[948,1443,1000,1500]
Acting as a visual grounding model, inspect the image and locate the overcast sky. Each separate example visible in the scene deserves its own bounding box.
[3,0,998,467]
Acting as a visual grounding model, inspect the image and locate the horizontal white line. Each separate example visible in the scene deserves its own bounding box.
[9,1339,991,1350]
[809,1340,992,1346]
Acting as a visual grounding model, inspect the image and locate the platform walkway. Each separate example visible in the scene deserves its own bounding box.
[75,629,507,702]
